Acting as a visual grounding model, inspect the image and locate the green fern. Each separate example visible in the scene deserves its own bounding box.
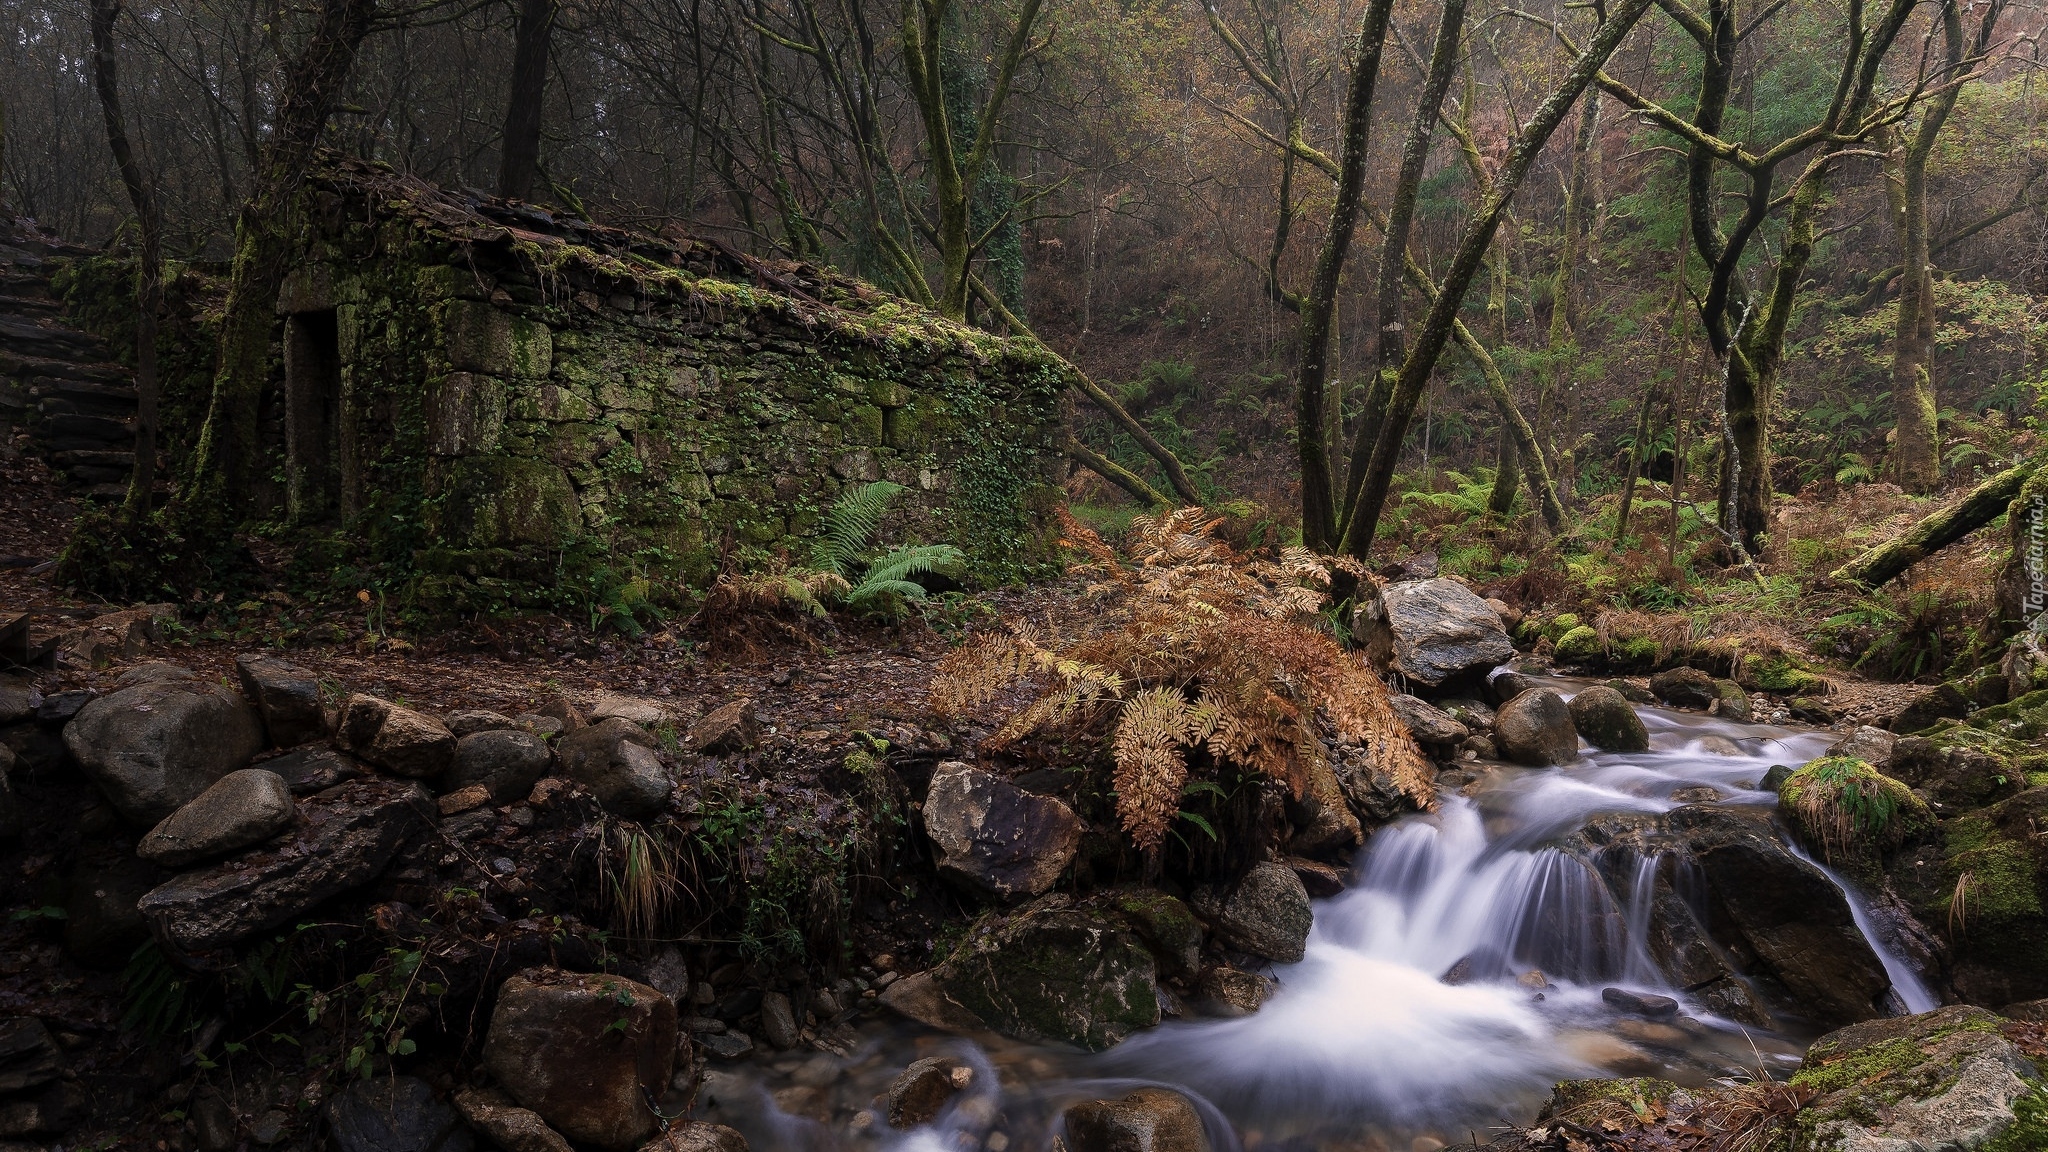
[844,543,965,618]
[812,481,906,577]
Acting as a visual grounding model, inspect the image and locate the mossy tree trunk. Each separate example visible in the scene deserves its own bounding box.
[1286,0,1398,549]
[1537,88,1601,491]
[1831,455,2041,590]
[87,0,162,518]
[1593,0,1922,553]
[1887,0,1994,492]
[181,0,379,537]
[899,0,1042,322]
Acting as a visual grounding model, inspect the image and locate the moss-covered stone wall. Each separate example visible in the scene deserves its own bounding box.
[266,161,1066,608]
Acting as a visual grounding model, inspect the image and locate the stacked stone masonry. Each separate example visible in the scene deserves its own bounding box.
[270,156,1067,599]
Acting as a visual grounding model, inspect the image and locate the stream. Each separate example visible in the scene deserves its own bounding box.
[694,681,1940,1152]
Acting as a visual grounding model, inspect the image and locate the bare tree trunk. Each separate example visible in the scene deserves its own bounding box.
[1613,379,1656,540]
[1337,0,1652,559]
[496,0,556,201]
[1341,0,1468,527]
[87,0,162,519]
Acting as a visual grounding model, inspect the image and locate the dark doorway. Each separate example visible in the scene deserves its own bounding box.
[283,309,342,523]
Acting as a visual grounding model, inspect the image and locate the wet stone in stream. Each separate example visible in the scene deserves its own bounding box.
[683,682,1934,1151]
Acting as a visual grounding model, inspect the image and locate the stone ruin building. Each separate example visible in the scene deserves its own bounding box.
[3,155,1069,605]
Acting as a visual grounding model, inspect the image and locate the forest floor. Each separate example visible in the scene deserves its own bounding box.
[0,447,1943,737]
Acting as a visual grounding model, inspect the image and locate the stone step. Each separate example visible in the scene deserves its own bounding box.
[0,352,131,384]
[37,412,135,443]
[0,294,61,314]
[52,449,135,468]
[0,317,105,357]
[31,378,138,412]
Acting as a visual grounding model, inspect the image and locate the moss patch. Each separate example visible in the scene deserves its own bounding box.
[1779,756,1929,877]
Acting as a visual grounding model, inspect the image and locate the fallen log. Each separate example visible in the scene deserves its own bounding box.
[1066,436,1170,508]
[1830,455,2041,590]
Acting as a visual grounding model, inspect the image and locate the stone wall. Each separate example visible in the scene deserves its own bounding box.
[263,158,1067,607]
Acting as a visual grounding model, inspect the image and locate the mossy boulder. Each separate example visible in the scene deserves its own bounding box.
[1893,790,2048,1005]
[1890,729,2028,813]
[1964,688,2048,741]
[1778,756,1931,883]
[1890,682,1974,735]
[1554,625,1601,666]
[1567,686,1648,753]
[1739,652,1827,695]
[1788,1005,2041,1152]
[928,894,1164,1051]
[1711,679,1752,722]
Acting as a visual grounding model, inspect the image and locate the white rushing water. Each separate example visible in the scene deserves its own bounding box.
[714,686,1941,1150]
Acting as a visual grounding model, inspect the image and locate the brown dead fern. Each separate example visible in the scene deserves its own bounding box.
[929,508,1434,851]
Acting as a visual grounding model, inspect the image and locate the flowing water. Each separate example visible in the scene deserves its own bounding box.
[694,683,1939,1151]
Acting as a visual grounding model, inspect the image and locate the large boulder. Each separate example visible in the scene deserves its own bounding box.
[557,718,672,817]
[1666,804,1892,1028]
[1789,1005,2042,1152]
[1648,667,1716,710]
[447,730,553,801]
[634,1125,747,1152]
[483,968,677,1152]
[63,679,265,824]
[138,768,296,867]
[1191,861,1312,963]
[924,895,1164,1051]
[1828,725,1899,767]
[1890,682,1973,734]
[234,654,329,748]
[334,695,456,779]
[1061,1087,1212,1152]
[1567,686,1648,753]
[1494,689,1580,765]
[137,779,431,955]
[325,1076,473,1152]
[1888,734,2025,812]
[0,747,18,841]
[1709,679,1752,722]
[0,678,41,725]
[923,761,1082,900]
[1356,578,1515,690]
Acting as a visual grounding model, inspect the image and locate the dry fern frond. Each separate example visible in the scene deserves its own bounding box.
[1112,687,1219,848]
[929,507,1436,853]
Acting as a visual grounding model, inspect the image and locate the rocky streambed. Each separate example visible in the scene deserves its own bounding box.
[5,576,2048,1152]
